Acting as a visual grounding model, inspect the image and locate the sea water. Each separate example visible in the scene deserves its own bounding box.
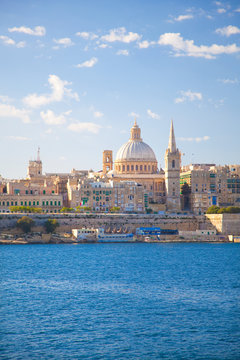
[0,243,240,360]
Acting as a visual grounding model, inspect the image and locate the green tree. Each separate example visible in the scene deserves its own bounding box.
[60,207,74,213]
[218,206,240,214]
[146,208,153,214]
[109,207,120,213]
[44,219,59,233]
[17,216,35,233]
[206,205,220,214]
[76,206,92,212]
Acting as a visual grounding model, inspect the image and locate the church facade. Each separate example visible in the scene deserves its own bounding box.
[103,120,181,212]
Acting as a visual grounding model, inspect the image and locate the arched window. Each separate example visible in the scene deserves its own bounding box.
[172,160,175,168]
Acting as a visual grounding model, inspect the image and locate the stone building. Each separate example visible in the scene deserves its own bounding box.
[103,120,181,210]
[67,178,145,212]
[180,164,240,214]
[0,194,63,213]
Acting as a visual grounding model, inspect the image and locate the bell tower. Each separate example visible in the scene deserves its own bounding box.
[103,150,113,174]
[27,147,43,179]
[164,121,181,212]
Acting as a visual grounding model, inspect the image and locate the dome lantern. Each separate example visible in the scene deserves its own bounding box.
[130,119,142,141]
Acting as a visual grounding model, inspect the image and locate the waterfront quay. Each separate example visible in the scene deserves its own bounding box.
[1,212,239,244]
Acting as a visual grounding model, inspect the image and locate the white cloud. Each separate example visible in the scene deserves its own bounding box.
[235,8,240,12]
[76,57,98,68]
[8,26,46,36]
[158,32,240,59]
[98,43,110,48]
[68,122,101,134]
[93,111,103,118]
[147,109,160,120]
[208,98,225,108]
[218,78,238,84]
[0,35,26,48]
[175,90,202,103]
[128,112,139,118]
[116,49,129,56]
[216,25,240,37]
[101,27,141,43]
[0,103,30,123]
[217,8,226,13]
[6,136,30,141]
[173,14,194,22]
[0,95,12,103]
[53,37,74,47]
[178,136,210,142]
[40,109,71,125]
[138,40,155,49]
[23,74,79,108]
[76,31,98,40]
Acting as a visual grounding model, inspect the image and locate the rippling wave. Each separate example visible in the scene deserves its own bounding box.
[0,243,240,359]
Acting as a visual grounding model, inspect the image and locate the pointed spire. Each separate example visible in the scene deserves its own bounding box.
[134,118,137,126]
[168,119,177,152]
[37,146,40,162]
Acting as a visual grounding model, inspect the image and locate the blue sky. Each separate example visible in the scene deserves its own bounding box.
[0,0,239,178]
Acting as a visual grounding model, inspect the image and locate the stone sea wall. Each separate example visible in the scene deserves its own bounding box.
[206,214,240,235]
[0,213,200,234]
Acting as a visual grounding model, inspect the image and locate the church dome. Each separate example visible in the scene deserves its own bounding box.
[115,121,157,162]
[116,140,157,162]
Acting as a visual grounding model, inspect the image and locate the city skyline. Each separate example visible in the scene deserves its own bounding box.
[0,0,240,179]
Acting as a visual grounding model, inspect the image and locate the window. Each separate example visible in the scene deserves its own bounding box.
[37,201,39,206]
[42,201,45,206]
[140,165,142,171]
[127,165,129,171]
[43,190,46,195]
[50,201,53,206]
[172,160,175,168]
[123,165,125,171]
[7,201,9,206]
[46,201,49,206]
[26,190,28,194]
[144,165,147,171]
[136,165,138,171]
[33,201,35,206]
[15,202,17,206]
[58,201,61,206]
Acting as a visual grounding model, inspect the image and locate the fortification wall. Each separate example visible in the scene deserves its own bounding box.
[0,213,199,234]
[205,214,240,235]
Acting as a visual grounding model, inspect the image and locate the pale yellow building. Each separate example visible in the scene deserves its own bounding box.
[67,178,145,212]
[104,121,167,205]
